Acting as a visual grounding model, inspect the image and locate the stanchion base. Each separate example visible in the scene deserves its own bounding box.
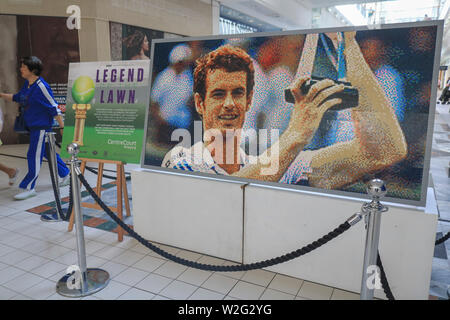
[40,212,63,222]
[56,268,110,298]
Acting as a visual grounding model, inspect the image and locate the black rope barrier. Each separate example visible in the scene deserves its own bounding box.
[84,166,131,181]
[46,143,65,220]
[377,252,395,300]
[46,144,73,221]
[435,231,450,245]
[76,171,352,272]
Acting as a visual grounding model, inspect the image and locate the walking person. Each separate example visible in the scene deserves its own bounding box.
[0,56,69,200]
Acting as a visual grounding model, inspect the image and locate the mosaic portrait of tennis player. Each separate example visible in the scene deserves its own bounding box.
[160,31,408,190]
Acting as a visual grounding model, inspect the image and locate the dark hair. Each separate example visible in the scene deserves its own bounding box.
[20,56,43,76]
[194,45,254,101]
[123,30,146,58]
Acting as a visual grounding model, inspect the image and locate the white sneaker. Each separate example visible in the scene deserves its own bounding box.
[59,174,70,187]
[14,189,37,200]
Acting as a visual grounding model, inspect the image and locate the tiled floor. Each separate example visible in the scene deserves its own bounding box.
[0,103,448,300]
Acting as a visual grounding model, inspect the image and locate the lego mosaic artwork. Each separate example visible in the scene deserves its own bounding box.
[143,22,442,206]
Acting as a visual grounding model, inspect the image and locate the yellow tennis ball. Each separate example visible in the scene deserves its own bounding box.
[72,76,95,104]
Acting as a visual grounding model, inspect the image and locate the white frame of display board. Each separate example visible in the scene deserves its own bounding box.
[131,169,438,300]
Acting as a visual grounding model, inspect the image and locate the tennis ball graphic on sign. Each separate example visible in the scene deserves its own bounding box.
[72,76,95,104]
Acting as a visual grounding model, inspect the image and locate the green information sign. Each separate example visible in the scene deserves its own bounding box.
[61,60,150,163]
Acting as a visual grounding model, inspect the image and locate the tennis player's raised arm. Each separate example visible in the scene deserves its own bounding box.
[306,32,407,189]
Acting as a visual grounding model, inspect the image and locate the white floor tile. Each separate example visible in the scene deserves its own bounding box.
[86,255,108,268]
[31,260,67,279]
[114,267,149,286]
[159,280,197,300]
[188,287,225,300]
[177,267,212,286]
[111,250,145,267]
[0,244,15,257]
[129,242,152,255]
[260,288,295,300]
[135,273,173,294]
[2,220,33,232]
[240,269,276,287]
[153,261,188,279]
[85,241,107,255]
[0,232,24,246]
[57,251,79,266]
[0,249,32,265]
[80,295,102,300]
[0,266,26,285]
[37,245,71,260]
[197,255,226,266]
[93,280,131,300]
[8,235,37,250]
[15,255,51,272]
[22,279,56,300]
[92,245,126,260]
[0,285,18,299]
[201,274,238,295]
[297,281,333,300]
[0,262,8,271]
[228,281,265,300]
[21,240,52,254]
[152,295,171,300]
[117,287,155,300]
[113,237,138,249]
[100,261,129,279]
[330,289,360,300]
[3,272,46,292]
[132,255,166,273]
[46,292,80,300]
[10,294,33,300]
[268,274,304,296]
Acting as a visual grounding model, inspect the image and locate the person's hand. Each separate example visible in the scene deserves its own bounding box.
[59,128,64,136]
[286,77,344,142]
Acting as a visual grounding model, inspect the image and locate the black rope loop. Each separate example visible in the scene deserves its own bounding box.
[46,143,72,221]
[84,166,131,181]
[75,171,352,272]
[377,252,395,300]
[435,231,450,245]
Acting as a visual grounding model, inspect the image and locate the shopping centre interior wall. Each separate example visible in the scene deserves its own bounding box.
[0,0,214,62]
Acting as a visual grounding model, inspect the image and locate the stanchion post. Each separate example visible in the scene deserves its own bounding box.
[56,143,109,297]
[41,132,63,222]
[360,179,388,300]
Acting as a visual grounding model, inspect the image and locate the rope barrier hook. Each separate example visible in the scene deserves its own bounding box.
[360,179,388,300]
[56,143,110,298]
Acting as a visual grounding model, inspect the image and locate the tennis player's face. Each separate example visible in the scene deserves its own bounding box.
[196,68,251,134]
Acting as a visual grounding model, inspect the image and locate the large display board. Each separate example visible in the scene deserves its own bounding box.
[142,21,443,206]
[61,60,150,163]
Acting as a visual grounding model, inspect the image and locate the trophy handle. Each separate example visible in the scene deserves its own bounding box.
[293,33,319,80]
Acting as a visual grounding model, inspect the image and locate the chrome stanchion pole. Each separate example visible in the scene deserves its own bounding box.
[360,179,389,300]
[56,143,109,297]
[41,132,63,222]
